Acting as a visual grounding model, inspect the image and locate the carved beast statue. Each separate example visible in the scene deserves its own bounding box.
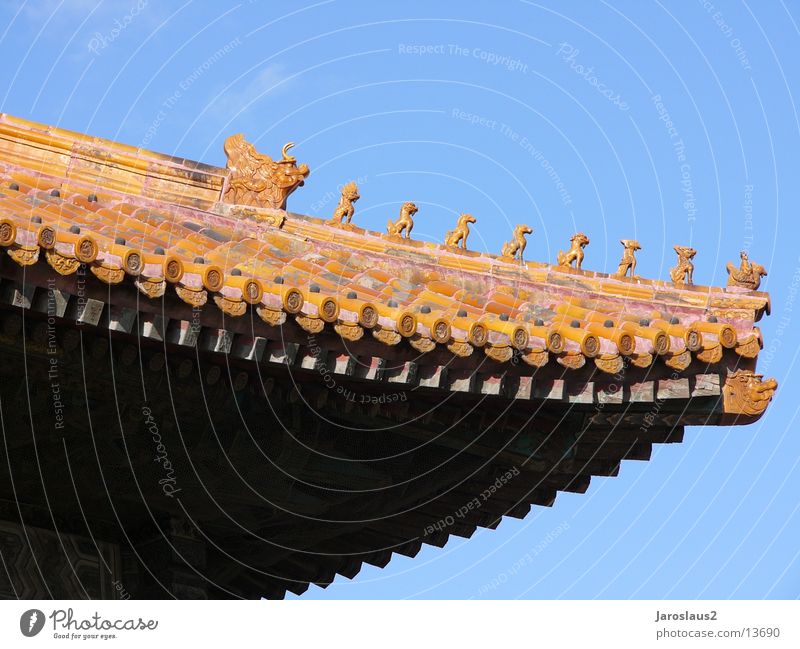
[670,245,696,286]
[726,251,767,291]
[557,232,589,269]
[387,202,418,238]
[722,369,777,417]
[444,213,476,249]
[330,181,360,225]
[614,239,641,278]
[223,135,309,210]
[501,224,533,261]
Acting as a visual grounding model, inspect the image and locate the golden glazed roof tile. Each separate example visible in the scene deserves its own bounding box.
[0,114,773,375]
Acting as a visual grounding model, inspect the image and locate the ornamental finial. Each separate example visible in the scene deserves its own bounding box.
[557,232,589,269]
[722,369,778,417]
[670,245,696,286]
[330,181,360,225]
[387,202,418,238]
[613,239,641,278]
[500,224,533,261]
[444,213,476,249]
[222,134,309,210]
[726,250,767,290]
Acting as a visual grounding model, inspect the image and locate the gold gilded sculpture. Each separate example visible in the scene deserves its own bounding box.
[670,245,696,286]
[330,181,360,225]
[444,213,476,249]
[223,135,309,210]
[726,251,767,291]
[722,369,778,417]
[557,232,589,269]
[501,224,533,261]
[387,202,418,238]
[614,239,641,278]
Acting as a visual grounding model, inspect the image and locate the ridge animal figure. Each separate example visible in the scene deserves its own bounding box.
[557,232,590,269]
[614,239,641,278]
[223,135,309,210]
[501,224,533,261]
[387,202,418,238]
[670,245,696,286]
[726,251,767,291]
[330,181,360,225]
[444,213,476,250]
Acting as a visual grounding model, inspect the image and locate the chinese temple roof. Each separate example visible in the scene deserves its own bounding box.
[0,113,772,380]
[0,113,777,599]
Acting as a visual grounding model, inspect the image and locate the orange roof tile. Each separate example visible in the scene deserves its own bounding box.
[0,113,771,375]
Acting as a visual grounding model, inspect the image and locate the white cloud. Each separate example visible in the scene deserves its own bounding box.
[210,64,293,119]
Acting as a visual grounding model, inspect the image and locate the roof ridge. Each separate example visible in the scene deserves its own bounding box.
[0,112,771,315]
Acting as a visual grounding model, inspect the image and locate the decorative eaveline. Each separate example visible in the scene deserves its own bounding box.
[0,115,775,412]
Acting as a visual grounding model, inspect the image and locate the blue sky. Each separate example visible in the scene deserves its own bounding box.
[1,0,798,599]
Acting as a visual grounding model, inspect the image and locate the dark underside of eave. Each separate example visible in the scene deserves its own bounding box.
[0,302,696,600]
